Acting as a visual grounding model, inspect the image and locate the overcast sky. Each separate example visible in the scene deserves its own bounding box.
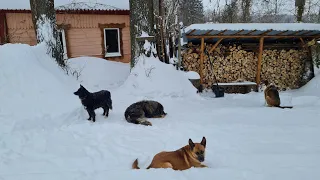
[1,0,219,10]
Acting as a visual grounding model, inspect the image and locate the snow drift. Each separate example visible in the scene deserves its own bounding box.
[0,43,79,119]
[295,75,320,97]
[118,55,199,99]
[67,57,130,91]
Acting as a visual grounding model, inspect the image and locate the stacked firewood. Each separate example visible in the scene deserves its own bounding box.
[261,49,307,90]
[182,42,308,90]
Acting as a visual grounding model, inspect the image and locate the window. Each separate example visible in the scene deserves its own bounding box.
[104,28,121,57]
[57,29,68,60]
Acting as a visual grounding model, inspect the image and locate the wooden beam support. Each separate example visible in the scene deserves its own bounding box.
[258,29,273,36]
[299,30,314,36]
[200,38,205,84]
[256,37,264,85]
[209,38,224,53]
[204,30,213,35]
[217,29,228,35]
[274,30,289,36]
[245,29,257,35]
[288,30,304,36]
[300,37,306,45]
[233,29,245,35]
[187,29,196,35]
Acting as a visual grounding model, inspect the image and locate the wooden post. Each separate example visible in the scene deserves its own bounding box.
[209,38,224,53]
[256,37,264,85]
[200,38,205,84]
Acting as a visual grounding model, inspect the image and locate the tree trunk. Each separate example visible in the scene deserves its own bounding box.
[241,0,251,22]
[30,0,65,68]
[129,0,155,68]
[295,0,306,22]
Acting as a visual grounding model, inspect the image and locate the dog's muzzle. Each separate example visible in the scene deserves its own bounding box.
[198,155,205,162]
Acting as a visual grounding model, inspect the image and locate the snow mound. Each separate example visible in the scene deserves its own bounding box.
[118,56,199,98]
[67,57,130,91]
[0,43,79,119]
[185,71,200,79]
[294,74,320,97]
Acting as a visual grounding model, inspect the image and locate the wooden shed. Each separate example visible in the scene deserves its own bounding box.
[182,23,320,93]
[0,8,131,63]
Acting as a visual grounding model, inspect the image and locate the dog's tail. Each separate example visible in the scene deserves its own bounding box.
[132,159,140,169]
[106,92,113,110]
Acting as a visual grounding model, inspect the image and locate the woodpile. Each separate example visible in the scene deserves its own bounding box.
[261,49,308,90]
[182,42,308,91]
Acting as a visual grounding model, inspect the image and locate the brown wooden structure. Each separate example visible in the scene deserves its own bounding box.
[184,24,320,87]
[0,9,131,63]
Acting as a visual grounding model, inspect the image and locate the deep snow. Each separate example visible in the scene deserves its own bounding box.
[0,43,320,180]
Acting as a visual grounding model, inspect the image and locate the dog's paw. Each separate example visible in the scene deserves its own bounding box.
[141,121,152,126]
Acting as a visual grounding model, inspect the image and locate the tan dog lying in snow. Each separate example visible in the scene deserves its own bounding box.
[132,137,208,171]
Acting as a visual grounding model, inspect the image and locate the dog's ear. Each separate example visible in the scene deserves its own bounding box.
[80,84,83,88]
[189,138,195,150]
[200,136,206,148]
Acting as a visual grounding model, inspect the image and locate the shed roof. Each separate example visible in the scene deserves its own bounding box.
[184,23,320,43]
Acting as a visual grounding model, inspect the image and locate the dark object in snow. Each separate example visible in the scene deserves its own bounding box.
[212,85,225,98]
[124,100,167,126]
[74,84,112,122]
[197,84,203,93]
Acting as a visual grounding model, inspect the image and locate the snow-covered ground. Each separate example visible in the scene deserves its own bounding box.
[0,43,320,180]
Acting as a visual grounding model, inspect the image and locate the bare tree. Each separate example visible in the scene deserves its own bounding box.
[240,0,252,22]
[179,0,205,26]
[129,0,156,67]
[30,0,65,68]
[295,0,306,22]
[221,0,239,23]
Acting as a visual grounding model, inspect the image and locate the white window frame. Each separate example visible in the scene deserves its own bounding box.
[58,29,68,60]
[103,28,121,57]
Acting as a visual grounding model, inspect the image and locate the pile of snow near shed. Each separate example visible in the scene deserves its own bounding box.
[0,43,79,119]
[119,55,199,98]
[67,57,130,91]
[293,71,320,97]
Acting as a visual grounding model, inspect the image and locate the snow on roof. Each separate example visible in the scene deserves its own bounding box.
[185,23,320,33]
[0,0,129,10]
[55,2,120,10]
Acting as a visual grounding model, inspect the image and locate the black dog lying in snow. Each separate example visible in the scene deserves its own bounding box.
[124,100,167,126]
[74,84,113,122]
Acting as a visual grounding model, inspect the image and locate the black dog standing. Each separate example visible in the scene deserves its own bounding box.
[74,85,113,122]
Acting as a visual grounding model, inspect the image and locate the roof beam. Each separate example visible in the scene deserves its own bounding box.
[187,29,196,35]
[258,29,273,36]
[244,29,257,35]
[203,30,213,35]
[274,30,289,36]
[217,29,228,35]
[233,29,245,35]
[287,30,304,36]
[299,30,314,36]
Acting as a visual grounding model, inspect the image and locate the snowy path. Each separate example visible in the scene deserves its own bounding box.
[0,93,319,180]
